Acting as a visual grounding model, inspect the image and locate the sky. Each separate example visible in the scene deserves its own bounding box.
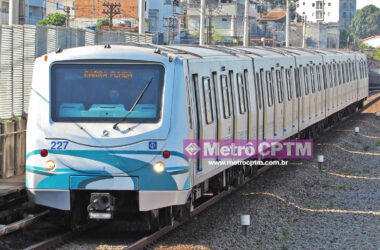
[356,0,380,10]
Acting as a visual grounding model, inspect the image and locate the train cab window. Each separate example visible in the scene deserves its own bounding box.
[310,65,316,93]
[265,70,274,106]
[285,68,293,100]
[220,75,231,119]
[303,66,309,95]
[256,72,263,109]
[294,67,301,98]
[236,73,248,114]
[316,65,322,91]
[275,69,284,103]
[202,77,214,124]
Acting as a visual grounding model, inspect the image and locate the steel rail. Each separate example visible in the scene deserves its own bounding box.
[0,210,49,237]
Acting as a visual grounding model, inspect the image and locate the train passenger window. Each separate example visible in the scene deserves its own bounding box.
[285,68,293,101]
[310,66,315,93]
[202,77,214,124]
[337,63,342,85]
[316,65,322,91]
[256,72,263,109]
[237,73,247,114]
[342,63,346,84]
[294,67,301,98]
[322,65,328,90]
[333,64,338,86]
[348,62,352,81]
[328,64,333,88]
[303,67,309,95]
[275,69,284,103]
[265,70,274,106]
[351,62,355,80]
[220,75,231,119]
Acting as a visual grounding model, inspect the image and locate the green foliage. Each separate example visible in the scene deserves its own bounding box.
[339,29,355,48]
[374,49,380,61]
[350,5,380,39]
[96,18,110,30]
[37,13,66,26]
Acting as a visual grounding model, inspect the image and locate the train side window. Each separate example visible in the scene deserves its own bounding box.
[364,61,368,77]
[256,72,262,109]
[328,64,333,88]
[310,65,316,93]
[285,68,293,101]
[316,65,322,91]
[275,69,284,103]
[337,63,342,85]
[220,75,231,119]
[348,62,352,81]
[333,64,338,86]
[202,77,214,124]
[185,77,193,130]
[342,63,346,84]
[294,67,301,98]
[322,65,327,89]
[265,70,274,106]
[303,66,309,95]
[351,62,355,80]
[236,73,247,114]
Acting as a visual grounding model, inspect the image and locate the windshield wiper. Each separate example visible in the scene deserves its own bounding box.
[113,77,153,130]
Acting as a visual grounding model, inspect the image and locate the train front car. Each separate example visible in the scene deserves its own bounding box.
[26,45,191,227]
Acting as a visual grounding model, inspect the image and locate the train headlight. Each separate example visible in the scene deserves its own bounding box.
[44,160,56,171]
[153,161,165,173]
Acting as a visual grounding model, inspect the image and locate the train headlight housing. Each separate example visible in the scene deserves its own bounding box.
[44,160,56,171]
[153,161,165,173]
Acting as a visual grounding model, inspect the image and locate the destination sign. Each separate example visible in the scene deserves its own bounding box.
[84,70,133,79]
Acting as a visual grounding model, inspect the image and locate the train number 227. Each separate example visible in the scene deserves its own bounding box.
[51,141,69,150]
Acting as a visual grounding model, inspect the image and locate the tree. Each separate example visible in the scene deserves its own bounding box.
[96,18,110,30]
[350,5,380,39]
[339,29,355,48]
[37,13,66,26]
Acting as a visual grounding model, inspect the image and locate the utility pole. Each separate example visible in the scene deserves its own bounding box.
[200,0,205,45]
[302,15,306,48]
[63,6,71,27]
[207,7,213,45]
[285,0,290,47]
[243,0,249,46]
[102,2,121,30]
[138,0,145,34]
[164,17,175,45]
[9,0,19,25]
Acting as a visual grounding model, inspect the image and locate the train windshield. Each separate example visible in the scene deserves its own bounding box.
[51,63,165,123]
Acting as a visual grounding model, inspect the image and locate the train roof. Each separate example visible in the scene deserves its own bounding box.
[44,43,364,62]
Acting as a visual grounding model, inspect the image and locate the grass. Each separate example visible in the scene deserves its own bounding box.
[303,199,318,209]
[363,145,371,152]
[376,141,380,147]
[279,228,291,241]
[342,168,370,175]
[329,199,335,208]
[322,181,347,190]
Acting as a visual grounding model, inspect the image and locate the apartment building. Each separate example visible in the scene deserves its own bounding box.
[296,0,356,29]
[0,0,44,24]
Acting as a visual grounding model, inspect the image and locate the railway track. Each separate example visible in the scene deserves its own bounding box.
[2,92,378,250]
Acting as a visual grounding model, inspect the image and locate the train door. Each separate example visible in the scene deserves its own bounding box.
[261,67,275,140]
[283,65,296,138]
[273,66,284,139]
[254,69,264,141]
[309,64,317,124]
[188,61,218,184]
[321,63,328,119]
[300,65,310,130]
[332,62,338,112]
[315,64,324,120]
[232,70,249,140]
[294,65,303,133]
[184,60,198,188]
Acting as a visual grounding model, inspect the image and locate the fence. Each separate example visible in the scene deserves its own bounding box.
[0,25,152,178]
[0,24,153,120]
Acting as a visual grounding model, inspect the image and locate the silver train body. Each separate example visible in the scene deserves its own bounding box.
[26,45,368,220]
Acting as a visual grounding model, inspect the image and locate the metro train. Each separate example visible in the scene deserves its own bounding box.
[26,44,368,228]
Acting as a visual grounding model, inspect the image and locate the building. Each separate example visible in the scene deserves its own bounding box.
[148,0,183,44]
[0,0,45,25]
[295,0,356,29]
[73,0,138,29]
[361,35,380,49]
[186,0,258,44]
[257,7,286,45]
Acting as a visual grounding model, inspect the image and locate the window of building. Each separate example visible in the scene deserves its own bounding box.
[303,2,305,5]
[328,2,331,6]
[312,3,315,7]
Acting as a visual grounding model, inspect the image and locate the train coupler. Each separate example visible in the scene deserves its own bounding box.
[87,193,115,219]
